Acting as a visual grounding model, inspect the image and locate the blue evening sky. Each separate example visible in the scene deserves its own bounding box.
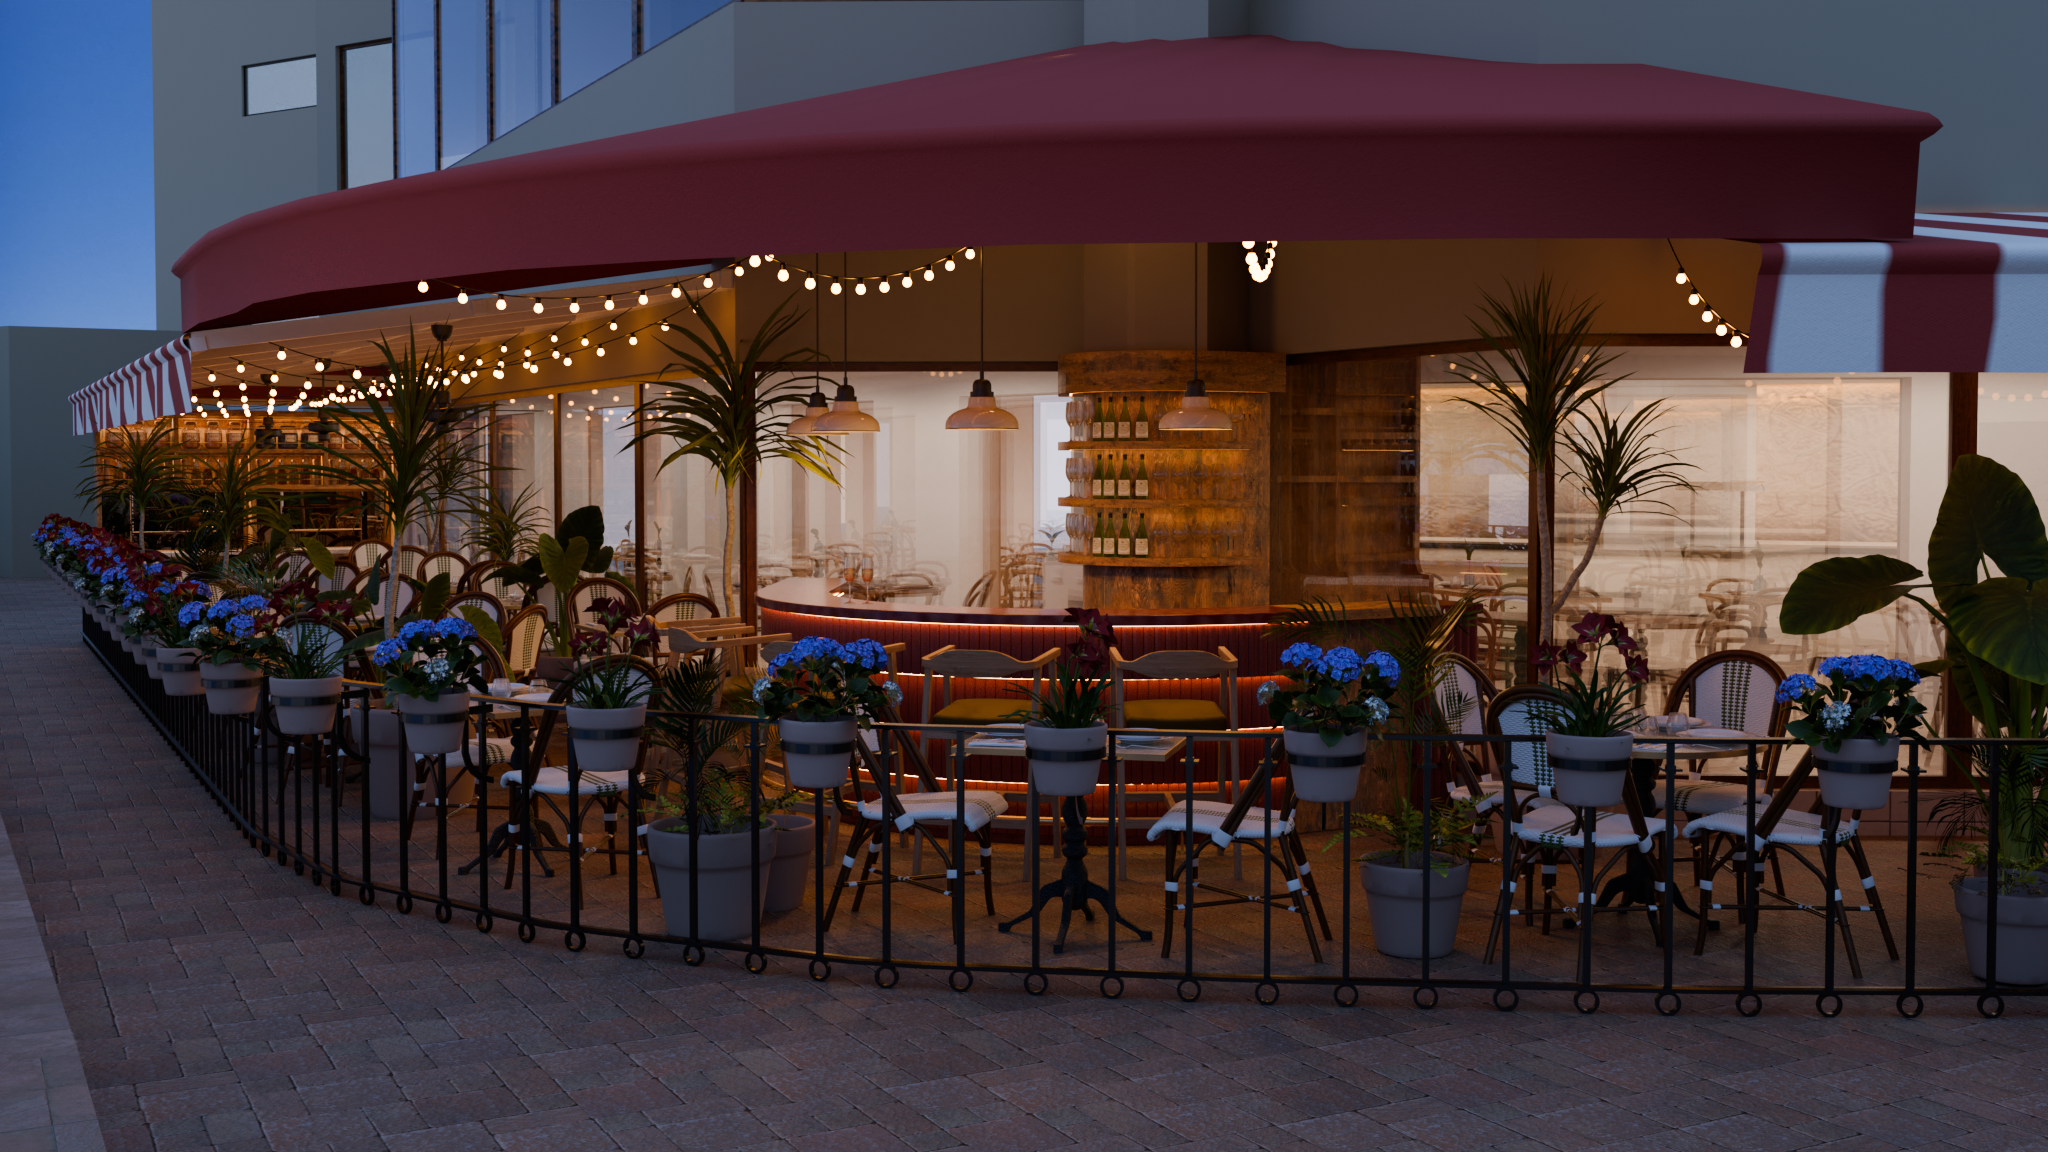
[0,1,156,330]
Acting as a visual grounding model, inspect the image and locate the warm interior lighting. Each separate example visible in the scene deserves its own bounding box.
[945,378,1018,429]
[812,383,879,433]
[1158,243,1233,432]
[787,389,830,436]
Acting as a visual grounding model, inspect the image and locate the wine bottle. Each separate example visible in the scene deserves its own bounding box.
[1117,511,1132,556]
[1117,454,1132,498]
[1091,454,1104,498]
[1117,396,1132,440]
[1135,513,1150,557]
[1090,513,1103,555]
[1135,396,1150,440]
[1135,454,1149,499]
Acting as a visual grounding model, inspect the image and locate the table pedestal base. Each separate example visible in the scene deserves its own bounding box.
[998,796,1152,953]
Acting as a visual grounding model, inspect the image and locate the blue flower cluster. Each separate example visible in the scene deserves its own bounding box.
[1775,673,1820,703]
[226,614,258,639]
[1365,650,1402,688]
[1819,654,1920,685]
[178,601,208,627]
[843,638,889,671]
[1280,642,1401,687]
[398,619,433,642]
[769,635,865,673]
[206,599,238,622]
[372,638,408,666]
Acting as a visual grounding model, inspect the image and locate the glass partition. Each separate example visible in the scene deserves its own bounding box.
[640,386,727,608]
[559,386,639,582]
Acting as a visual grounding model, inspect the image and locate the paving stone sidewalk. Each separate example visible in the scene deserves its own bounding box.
[3,577,2046,1152]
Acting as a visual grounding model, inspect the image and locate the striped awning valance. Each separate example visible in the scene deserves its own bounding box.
[68,338,193,434]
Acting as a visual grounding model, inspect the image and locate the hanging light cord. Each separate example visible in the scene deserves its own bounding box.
[979,248,987,378]
[1192,242,1201,384]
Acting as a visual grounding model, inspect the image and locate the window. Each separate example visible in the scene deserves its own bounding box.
[644,0,725,49]
[440,0,490,166]
[244,56,316,116]
[493,0,553,138]
[339,41,393,188]
[560,0,634,100]
[394,0,436,177]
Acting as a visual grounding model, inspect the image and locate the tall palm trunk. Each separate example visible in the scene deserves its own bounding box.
[721,481,738,617]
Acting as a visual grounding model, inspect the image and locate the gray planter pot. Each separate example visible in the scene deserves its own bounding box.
[567,704,647,772]
[765,812,817,913]
[1545,732,1635,808]
[1362,854,1470,959]
[778,717,859,790]
[646,819,776,942]
[201,661,266,716]
[1955,877,2048,986]
[393,691,470,756]
[1813,737,1900,811]
[1025,721,1107,797]
[271,675,344,735]
[1285,727,1369,803]
[157,647,203,696]
[355,707,408,820]
[141,639,165,681]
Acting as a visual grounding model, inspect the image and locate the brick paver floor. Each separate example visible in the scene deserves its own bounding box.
[4,576,2047,1152]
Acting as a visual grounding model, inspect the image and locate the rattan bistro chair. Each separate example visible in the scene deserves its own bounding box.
[648,592,723,625]
[502,605,549,680]
[1652,650,1792,817]
[918,646,1057,732]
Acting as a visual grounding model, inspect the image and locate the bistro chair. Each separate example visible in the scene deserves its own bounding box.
[394,545,430,581]
[314,560,358,595]
[348,568,416,626]
[502,605,549,680]
[417,549,469,591]
[919,646,1057,731]
[1109,645,1242,820]
[1481,686,1671,963]
[571,575,640,622]
[662,625,791,683]
[443,590,506,626]
[1684,748,1898,977]
[462,657,660,901]
[1437,653,1511,824]
[647,591,723,625]
[1146,740,1332,962]
[1650,650,1791,818]
[351,540,388,577]
[823,701,1008,930]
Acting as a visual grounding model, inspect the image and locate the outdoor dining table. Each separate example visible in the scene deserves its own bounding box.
[1609,724,1768,923]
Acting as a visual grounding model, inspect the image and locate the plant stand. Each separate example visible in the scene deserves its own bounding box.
[997,795,1151,954]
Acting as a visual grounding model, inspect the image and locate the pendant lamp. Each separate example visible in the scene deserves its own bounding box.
[813,254,880,433]
[1157,243,1233,433]
[946,246,1019,430]
[787,388,830,435]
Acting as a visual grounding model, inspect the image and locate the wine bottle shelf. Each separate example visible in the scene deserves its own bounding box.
[1058,441,1249,452]
[1057,497,1253,509]
[1056,555,1249,568]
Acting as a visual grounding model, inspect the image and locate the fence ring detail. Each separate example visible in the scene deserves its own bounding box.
[1023,972,1048,996]
[1815,993,1843,1018]
[744,951,769,974]
[1574,990,1600,1015]
[1256,981,1281,1006]
[1896,993,1923,1019]
[681,943,706,966]
[1979,994,2006,1019]
[948,968,974,993]
[1655,991,1682,1017]
[1736,993,1763,1017]
[808,958,832,982]
[1333,983,1360,1008]
[565,930,587,953]
[1413,985,1439,1010]
[357,885,375,906]
[1493,987,1520,1012]
[1098,975,1123,999]
[434,902,453,924]
[874,964,899,989]
[1176,979,1202,1003]
[623,936,645,959]
[516,920,536,943]
[395,892,414,915]
[474,911,493,934]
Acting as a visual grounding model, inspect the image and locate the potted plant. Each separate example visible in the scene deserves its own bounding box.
[371,618,485,755]
[1779,456,2048,984]
[1260,642,1402,803]
[644,765,796,941]
[185,595,283,715]
[1327,795,1485,958]
[1775,657,1926,810]
[751,636,899,789]
[269,622,348,736]
[567,657,653,772]
[1533,614,1649,808]
[125,567,208,682]
[1014,659,1109,797]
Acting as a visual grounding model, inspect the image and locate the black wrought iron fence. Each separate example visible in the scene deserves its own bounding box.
[83,612,2042,1018]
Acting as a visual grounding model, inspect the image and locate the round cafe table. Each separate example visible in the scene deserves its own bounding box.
[1610,726,1768,924]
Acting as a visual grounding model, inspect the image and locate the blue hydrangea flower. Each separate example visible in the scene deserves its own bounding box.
[752,676,773,702]
[206,599,238,621]
[1820,699,1852,731]
[372,638,408,666]
[1365,650,1402,688]
[1318,646,1365,682]
[237,594,267,612]
[843,638,888,671]
[226,614,258,639]
[1776,673,1819,703]
[398,619,433,642]
[789,635,846,663]
[1360,695,1391,725]
[1281,642,1323,670]
[431,617,476,640]
[766,651,797,675]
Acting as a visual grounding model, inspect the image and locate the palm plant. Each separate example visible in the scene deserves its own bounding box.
[185,439,289,562]
[305,331,487,637]
[77,417,185,543]
[1450,279,1625,665]
[422,428,485,551]
[462,483,549,566]
[631,292,841,618]
[1550,398,1696,616]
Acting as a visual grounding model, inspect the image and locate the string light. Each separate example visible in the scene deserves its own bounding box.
[1668,242,1748,349]
[1242,240,1278,282]
[416,281,429,293]
[457,291,468,304]
[275,349,286,360]
[496,297,508,311]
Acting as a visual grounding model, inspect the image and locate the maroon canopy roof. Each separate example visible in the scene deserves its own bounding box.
[174,35,1940,331]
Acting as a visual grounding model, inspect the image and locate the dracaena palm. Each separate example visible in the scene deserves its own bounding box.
[305,331,487,636]
[1451,278,1626,658]
[77,416,185,544]
[185,439,289,564]
[631,292,841,617]
[1551,398,1696,618]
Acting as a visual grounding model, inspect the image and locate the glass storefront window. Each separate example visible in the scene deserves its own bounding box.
[394,0,436,177]
[641,385,728,607]
[493,0,552,138]
[559,0,634,99]
[491,399,556,553]
[558,386,639,586]
[439,0,489,166]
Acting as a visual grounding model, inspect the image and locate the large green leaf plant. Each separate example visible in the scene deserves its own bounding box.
[1779,454,2048,884]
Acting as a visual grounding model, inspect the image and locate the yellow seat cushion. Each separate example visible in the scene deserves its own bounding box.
[931,697,1032,725]
[1123,699,1229,730]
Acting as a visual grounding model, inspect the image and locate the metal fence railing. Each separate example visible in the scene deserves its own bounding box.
[83,611,2040,1017]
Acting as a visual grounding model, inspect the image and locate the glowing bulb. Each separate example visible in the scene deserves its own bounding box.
[524,349,532,356]
[313,360,325,371]
[608,322,617,331]
[235,362,246,373]
[496,297,508,311]
[879,281,891,293]
[777,268,790,282]
[551,334,559,343]
[856,282,867,295]
[206,372,216,383]
[604,297,614,310]
[268,387,277,397]
[580,337,589,346]
[923,269,934,282]
[1688,293,1702,306]
[417,280,429,293]
[830,283,842,295]
[239,381,248,391]
[552,350,561,359]
[564,356,572,366]
[637,292,648,305]
[499,345,507,352]
[493,369,504,379]
[457,291,468,304]
[659,323,670,332]
[804,276,816,290]
[733,264,745,277]
[352,369,362,379]
[533,301,544,314]
[1715,323,1728,336]
[211,388,221,398]
[628,336,637,346]
[1675,271,1689,285]
[1730,335,1744,348]
[965,248,977,260]
[901,275,913,288]
[595,347,605,357]
[748,255,761,268]
[569,301,581,313]
[1699,310,1714,323]
[945,259,956,271]
[275,349,286,360]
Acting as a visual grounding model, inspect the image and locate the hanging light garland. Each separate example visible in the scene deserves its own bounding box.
[410,247,979,312]
[1669,240,1747,349]
[1241,241,1277,283]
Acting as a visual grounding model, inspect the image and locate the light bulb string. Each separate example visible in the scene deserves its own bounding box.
[1667,239,1749,349]
[420,246,977,309]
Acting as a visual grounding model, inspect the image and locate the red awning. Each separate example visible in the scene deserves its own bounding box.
[173,35,1940,333]
[1744,212,2048,372]
[69,338,193,435]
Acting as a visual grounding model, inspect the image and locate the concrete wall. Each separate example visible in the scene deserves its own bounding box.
[152,0,389,330]
[0,328,182,577]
